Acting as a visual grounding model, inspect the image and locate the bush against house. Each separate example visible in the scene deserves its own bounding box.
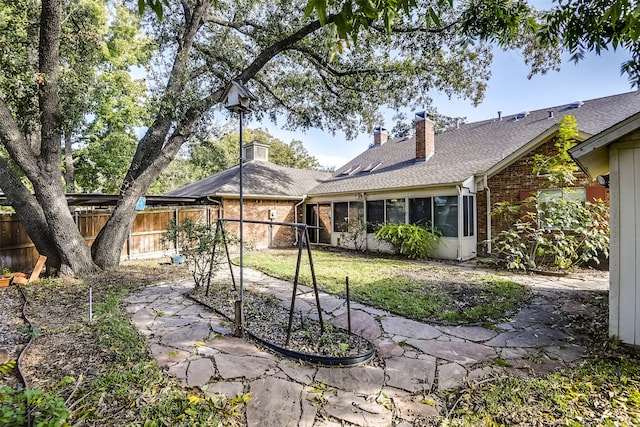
[491,197,609,270]
[375,223,441,260]
[490,115,610,270]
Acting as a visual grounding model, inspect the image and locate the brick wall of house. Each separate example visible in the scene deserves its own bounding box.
[222,198,300,248]
[476,137,609,255]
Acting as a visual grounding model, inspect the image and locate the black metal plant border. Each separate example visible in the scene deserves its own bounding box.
[201,218,375,366]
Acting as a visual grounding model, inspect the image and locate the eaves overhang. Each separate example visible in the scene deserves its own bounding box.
[306,181,469,200]
[569,111,640,178]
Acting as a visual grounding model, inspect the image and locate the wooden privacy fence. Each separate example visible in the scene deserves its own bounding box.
[0,206,217,272]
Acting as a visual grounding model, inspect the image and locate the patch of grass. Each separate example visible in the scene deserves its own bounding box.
[445,354,640,426]
[241,249,529,323]
[461,277,531,322]
[83,286,244,426]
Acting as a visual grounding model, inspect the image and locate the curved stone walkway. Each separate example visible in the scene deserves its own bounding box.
[125,265,608,426]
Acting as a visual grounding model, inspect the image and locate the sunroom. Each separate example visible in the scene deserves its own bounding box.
[304,185,477,261]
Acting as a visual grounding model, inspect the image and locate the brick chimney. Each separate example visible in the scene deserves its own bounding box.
[415,111,435,161]
[373,126,388,146]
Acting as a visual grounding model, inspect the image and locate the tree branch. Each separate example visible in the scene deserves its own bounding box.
[236,15,334,83]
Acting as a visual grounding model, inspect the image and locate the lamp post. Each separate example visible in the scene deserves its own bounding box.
[224,81,257,337]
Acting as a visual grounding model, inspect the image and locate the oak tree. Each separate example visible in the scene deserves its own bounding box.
[0,0,549,275]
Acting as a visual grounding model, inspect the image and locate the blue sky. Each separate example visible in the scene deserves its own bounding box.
[254,48,636,170]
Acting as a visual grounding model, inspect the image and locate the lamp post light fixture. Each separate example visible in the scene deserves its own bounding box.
[223,80,257,337]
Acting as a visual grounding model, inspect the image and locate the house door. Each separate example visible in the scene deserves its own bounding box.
[305,204,331,244]
[460,194,477,261]
[305,204,318,243]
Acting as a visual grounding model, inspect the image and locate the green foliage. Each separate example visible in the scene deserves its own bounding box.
[446,356,640,425]
[0,360,16,378]
[374,223,441,259]
[0,378,74,427]
[339,211,367,251]
[162,219,235,288]
[70,4,153,193]
[148,157,204,195]
[136,391,250,427]
[543,0,640,87]
[491,197,610,271]
[492,116,610,271]
[532,115,580,186]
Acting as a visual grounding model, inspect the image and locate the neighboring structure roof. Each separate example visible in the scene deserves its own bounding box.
[569,111,640,178]
[167,160,332,199]
[309,91,640,196]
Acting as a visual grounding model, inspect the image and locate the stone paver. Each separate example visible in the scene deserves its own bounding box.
[127,264,608,426]
[329,310,381,340]
[186,357,214,387]
[321,391,392,427]
[381,316,442,340]
[385,356,436,392]
[315,365,385,395]
[406,339,497,365]
[214,353,277,379]
[373,337,404,358]
[246,377,314,427]
[437,362,467,391]
[159,323,211,350]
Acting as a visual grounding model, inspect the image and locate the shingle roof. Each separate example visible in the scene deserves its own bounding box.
[309,91,640,196]
[167,161,332,198]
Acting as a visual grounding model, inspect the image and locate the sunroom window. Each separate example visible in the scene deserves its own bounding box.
[537,188,586,230]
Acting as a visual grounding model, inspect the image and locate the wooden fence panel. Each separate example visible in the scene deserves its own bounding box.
[0,206,214,272]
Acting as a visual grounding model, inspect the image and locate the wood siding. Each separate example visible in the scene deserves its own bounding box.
[610,134,640,345]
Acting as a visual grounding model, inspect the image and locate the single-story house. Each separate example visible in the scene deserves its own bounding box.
[169,91,640,260]
[569,110,640,346]
[167,141,333,248]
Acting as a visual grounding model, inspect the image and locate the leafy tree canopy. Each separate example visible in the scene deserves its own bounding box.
[0,0,562,275]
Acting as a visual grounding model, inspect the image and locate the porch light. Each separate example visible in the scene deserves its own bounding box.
[223,80,257,337]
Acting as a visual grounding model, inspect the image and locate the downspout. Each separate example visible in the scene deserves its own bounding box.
[457,185,462,261]
[294,195,307,246]
[206,196,223,222]
[482,174,492,254]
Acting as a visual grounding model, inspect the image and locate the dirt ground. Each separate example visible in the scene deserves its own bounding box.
[0,260,614,423]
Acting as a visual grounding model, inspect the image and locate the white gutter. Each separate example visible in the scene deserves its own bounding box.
[457,185,462,261]
[294,195,307,245]
[206,196,223,221]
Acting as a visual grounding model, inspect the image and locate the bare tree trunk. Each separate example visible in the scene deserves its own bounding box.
[64,132,74,192]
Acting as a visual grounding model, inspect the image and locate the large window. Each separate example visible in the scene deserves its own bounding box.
[349,201,364,230]
[333,201,364,233]
[386,199,406,224]
[409,197,432,226]
[538,188,586,230]
[434,196,458,237]
[333,202,349,232]
[366,200,384,232]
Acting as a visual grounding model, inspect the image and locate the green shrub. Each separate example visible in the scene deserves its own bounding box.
[0,378,73,427]
[491,197,609,271]
[374,223,441,259]
[162,218,236,288]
